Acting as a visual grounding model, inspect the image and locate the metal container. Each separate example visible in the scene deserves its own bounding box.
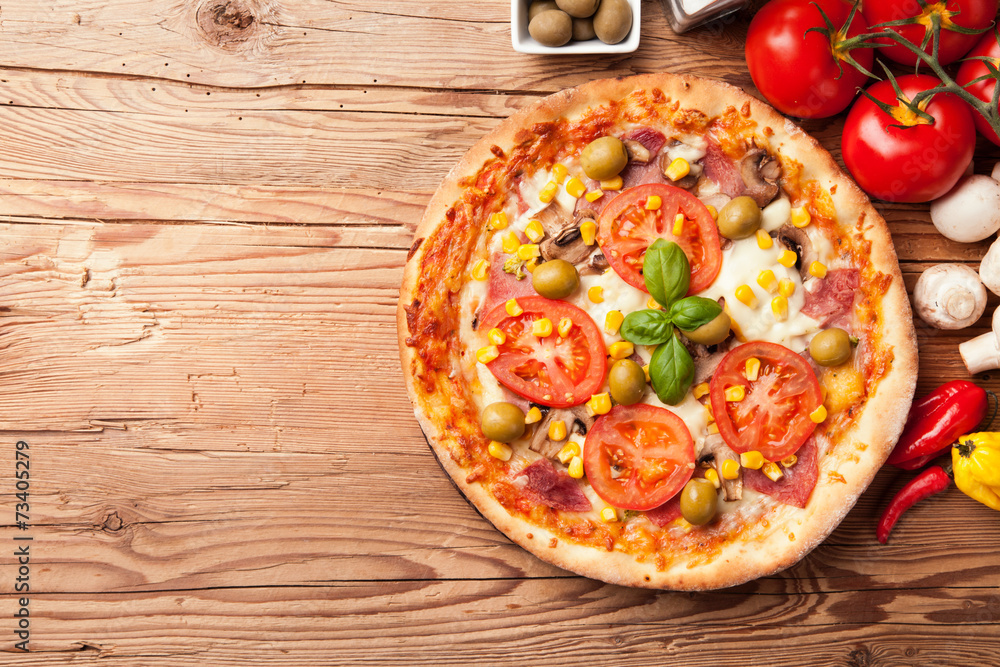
[661,0,747,33]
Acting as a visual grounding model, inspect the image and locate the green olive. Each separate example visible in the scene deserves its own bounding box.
[608,359,646,406]
[809,327,853,367]
[680,478,719,526]
[528,10,573,47]
[556,0,599,18]
[531,259,580,299]
[481,402,526,443]
[571,16,596,41]
[683,311,731,346]
[528,0,559,21]
[580,136,629,181]
[593,0,633,45]
[716,196,763,240]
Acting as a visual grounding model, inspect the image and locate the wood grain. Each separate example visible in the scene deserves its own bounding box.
[1,0,999,662]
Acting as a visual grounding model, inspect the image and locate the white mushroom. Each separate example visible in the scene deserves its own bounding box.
[913,264,988,330]
[980,235,1000,296]
[960,306,1000,374]
[930,175,1000,243]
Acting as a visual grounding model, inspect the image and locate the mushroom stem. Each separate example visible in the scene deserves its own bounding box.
[960,307,1000,374]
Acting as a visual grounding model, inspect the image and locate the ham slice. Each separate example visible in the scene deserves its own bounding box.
[743,437,819,508]
[802,269,860,329]
[702,139,745,198]
[518,459,592,513]
[478,251,534,319]
[645,495,682,527]
[622,127,666,156]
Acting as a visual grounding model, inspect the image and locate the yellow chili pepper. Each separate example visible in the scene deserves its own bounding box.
[952,433,1000,511]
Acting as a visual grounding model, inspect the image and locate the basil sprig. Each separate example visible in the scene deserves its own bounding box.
[617,240,719,405]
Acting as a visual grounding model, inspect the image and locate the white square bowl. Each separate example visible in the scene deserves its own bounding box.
[511,0,641,54]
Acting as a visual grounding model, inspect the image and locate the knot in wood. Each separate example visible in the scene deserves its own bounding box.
[196,0,259,48]
[101,511,125,532]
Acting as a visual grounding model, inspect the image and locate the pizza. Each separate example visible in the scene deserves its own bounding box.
[397,73,918,590]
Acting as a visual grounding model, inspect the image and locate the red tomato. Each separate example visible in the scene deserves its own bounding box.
[480,296,605,408]
[596,184,721,295]
[746,0,873,119]
[862,0,997,66]
[709,342,822,462]
[583,404,695,511]
[841,74,975,203]
[956,31,1000,146]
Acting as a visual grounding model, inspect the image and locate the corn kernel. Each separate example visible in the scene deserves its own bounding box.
[757,269,778,293]
[488,441,512,462]
[778,279,796,298]
[735,285,758,308]
[704,403,715,422]
[780,454,798,468]
[771,295,789,322]
[472,258,490,281]
[539,181,558,203]
[740,450,765,470]
[706,205,718,220]
[608,341,634,360]
[552,163,568,184]
[585,190,604,203]
[707,422,720,434]
[525,219,545,243]
[721,458,740,480]
[791,206,811,228]
[810,261,828,279]
[665,157,690,181]
[704,468,721,489]
[567,456,585,478]
[525,406,542,425]
[745,357,760,382]
[693,382,711,399]
[672,213,685,236]
[477,345,499,364]
[487,327,506,345]
[505,299,523,317]
[586,392,612,416]
[763,462,784,482]
[525,258,539,273]
[532,317,553,337]
[489,211,508,230]
[557,317,573,338]
[580,219,597,245]
[548,419,568,441]
[566,177,586,199]
[600,176,623,190]
[647,297,662,310]
[725,385,745,402]
[517,243,540,261]
[778,249,797,268]
[600,506,618,523]
[756,229,773,249]
[605,310,624,335]
[642,364,650,382]
[557,441,581,464]
[588,285,604,303]
[645,195,663,211]
[810,404,828,423]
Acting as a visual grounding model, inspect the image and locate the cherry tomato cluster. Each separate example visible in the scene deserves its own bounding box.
[746,0,1000,203]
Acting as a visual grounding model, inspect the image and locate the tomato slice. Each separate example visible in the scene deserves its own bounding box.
[480,296,606,408]
[583,404,695,511]
[597,183,722,295]
[709,341,823,462]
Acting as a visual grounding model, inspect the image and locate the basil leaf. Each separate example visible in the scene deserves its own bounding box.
[620,310,674,346]
[643,241,690,309]
[649,335,695,406]
[669,297,723,332]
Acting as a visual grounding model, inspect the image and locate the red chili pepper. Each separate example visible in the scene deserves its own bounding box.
[887,380,988,469]
[877,464,952,544]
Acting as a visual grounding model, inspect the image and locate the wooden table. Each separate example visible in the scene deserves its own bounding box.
[1,0,999,664]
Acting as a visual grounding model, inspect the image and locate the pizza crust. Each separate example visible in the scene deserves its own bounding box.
[398,72,918,590]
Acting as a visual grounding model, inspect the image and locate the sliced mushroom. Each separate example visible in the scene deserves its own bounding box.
[580,252,609,276]
[699,433,742,502]
[527,405,595,461]
[740,148,781,208]
[539,212,599,266]
[658,150,700,189]
[624,139,652,164]
[775,224,815,281]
